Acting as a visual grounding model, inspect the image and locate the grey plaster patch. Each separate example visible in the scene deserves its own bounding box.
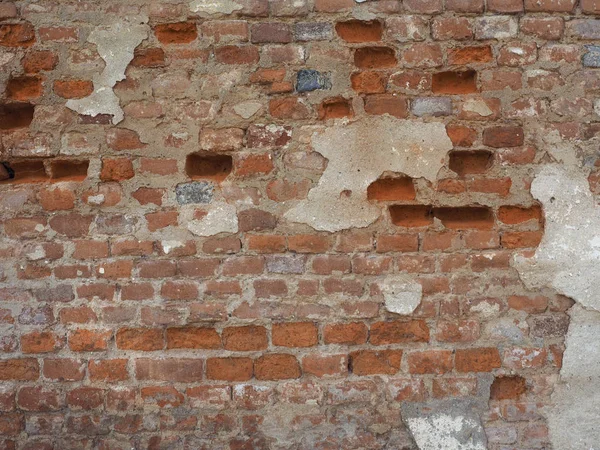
[547,305,600,449]
[401,385,491,450]
[186,201,238,237]
[175,182,214,205]
[406,413,487,450]
[296,69,331,93]
[66,17,149,125]
[284,117,452,232]
[512,132,600,449]
[380,274,422,315]
[513,164,600,312]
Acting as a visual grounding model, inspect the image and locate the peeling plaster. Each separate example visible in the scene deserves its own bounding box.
[380,274,422,315]
[66,17,149,125]
[512,132,600,449]
[401,381,491,450]
[285,117,453,232]
[513,135,600,311]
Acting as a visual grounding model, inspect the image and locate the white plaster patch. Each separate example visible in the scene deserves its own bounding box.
[284,117,453,232]
[161,240,185,254]
[186,202,238,237]
[190,0,243,14]
[407,414,487,450]
[86,194,105,205]
[66,17,149,124]
[26,246,46,261]
[380,274,422,315]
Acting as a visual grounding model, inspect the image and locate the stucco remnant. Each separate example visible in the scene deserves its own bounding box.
[407,414,486,450]
[190,0,243,15]
[513,133,600,449]
[186,201,239,237]
[402,388,491,450]
[513,140,600,312]
[380,274,422,315]
[284,117,453,232]
[547,305,600,449]
[66,17,149,124]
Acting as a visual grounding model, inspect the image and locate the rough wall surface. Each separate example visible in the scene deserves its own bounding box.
[1,0,600,448]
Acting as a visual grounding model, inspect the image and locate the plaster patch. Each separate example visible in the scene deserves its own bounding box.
[284,117,453,232]
[513,163,600,311]
[186,202,238,237]
[407,414,487,450]
[512,132,600,449]
[66,17,149,124]
[380,274,422,315]
[190,0,243,14]
[547,305,600,449]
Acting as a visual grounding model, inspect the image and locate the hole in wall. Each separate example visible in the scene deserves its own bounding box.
[449,150,493,176]
[0,103,35,130]
[367,176,416,201]
[49,159,89,182]
[185,153,233,183]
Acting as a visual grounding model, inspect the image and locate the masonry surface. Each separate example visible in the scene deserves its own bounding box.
[1,0,600,448]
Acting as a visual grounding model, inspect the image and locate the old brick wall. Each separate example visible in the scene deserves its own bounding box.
[1,0,599,448]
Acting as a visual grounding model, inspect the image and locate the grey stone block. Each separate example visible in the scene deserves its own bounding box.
[176,182,214,205]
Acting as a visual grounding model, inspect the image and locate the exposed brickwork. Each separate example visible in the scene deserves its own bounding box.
[0,0,593,448]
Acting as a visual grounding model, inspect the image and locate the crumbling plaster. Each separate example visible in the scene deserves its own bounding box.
[284,117,453,232]
[513,132,600,450]
[66,17,149,125]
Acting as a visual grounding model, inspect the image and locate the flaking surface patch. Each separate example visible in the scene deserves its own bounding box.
[284,117,453,232]
[513,164,600,312]
[66,17,149,124]
[512,133,600,449]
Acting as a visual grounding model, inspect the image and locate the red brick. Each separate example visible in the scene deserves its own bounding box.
[0,359,39,381]
[215,45,259,64]
[22,51,58,73]
[88,359,129,382]
[455,347,501,372]
[69,329,111,352]
[272,322,318,347]
[166,327,221,349]
[350,350,402,375]
[524,0,576,12]
[6,76,43,101]
[154,22,197,44]
[302,354,348,377]
[0,23,35,47]
[255,354,301,380]
[42,358,85,381]
[53,79,93,99]
[407,350,453,374]
[336,20,383,43]
[206,357,253,381]
[222,326,268,351]
[115,328,164,351]
[136,358,204,382]
[370,320,429,344]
